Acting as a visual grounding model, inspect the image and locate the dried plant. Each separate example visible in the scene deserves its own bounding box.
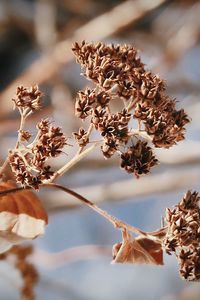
[163,191,200,281]
[72,41,190,177]
[0,41,198,299]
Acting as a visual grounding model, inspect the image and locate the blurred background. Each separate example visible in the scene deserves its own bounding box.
[0,0,200,299]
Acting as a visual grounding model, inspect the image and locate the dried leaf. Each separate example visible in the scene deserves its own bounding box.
[0,181,48,253]
[112,230,163,265]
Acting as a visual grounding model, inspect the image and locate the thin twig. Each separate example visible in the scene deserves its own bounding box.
[78,123,94,154]
[49,141,100,182]
[0,109,27,180]
[32,245,111,268]
[128,129,153,142]
[0,183,166,240]
[0,158,9,180]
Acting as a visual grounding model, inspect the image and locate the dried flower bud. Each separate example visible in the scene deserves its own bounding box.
[75,90,93,119]
[13,85,42,111]
[91,107,106,128]
[134,103,150,120]
[37,118,50,133]
[20,130,32,142]
[163,191,200,281]
[120,140,158,177]
[96,91,111,107]
[101,138,119,158]
[72,41,144,93]
[72,41,190,180]
[98,113,129,143]
[40,165,54,180]
[33,122,67,158]
[73,128,89,147]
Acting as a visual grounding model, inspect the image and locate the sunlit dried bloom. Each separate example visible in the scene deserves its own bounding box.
[72,41,190,180]
[142,103,190,148]
[36,118,50,133]
[20,130,32,142]
[120,140,158,177]
[13,85,42,112]
[101,137,119,159]
[73,128,89,147]
[33,122,67,158]
[98,113,129,143]
[91,107,106,127]
[75,88,112,121]
[8,118,67,189]
[75,92,92,119]
[163,191,200,281]
[72,41,144,94]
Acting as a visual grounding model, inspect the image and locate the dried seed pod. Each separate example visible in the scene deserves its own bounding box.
[13,85,42,111]
[120,140,158,177]
[163,191,200,281]
[73,128,89,147]
[73,41,190,151]
[0,182,48,253]
[101,138,119,158]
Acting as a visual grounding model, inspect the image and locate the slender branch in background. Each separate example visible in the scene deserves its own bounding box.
[32,245,111,268]
[0,0,168,118]
[0,158,9,180]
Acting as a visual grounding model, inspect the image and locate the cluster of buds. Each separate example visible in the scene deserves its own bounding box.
[8,87,67,189]
[72,41,189,177]
[12,85,42,112]
[9,119,67,189]
[163,191,200,281]
[120,141,158,178]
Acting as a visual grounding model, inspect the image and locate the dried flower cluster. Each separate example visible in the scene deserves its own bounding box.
[72,41,190,177]
[13,85,42,112]
[0,245,38,300]
[120,140,158,178]
[0,41,195,290]
[9,87,67,189]
[163,191,200,281]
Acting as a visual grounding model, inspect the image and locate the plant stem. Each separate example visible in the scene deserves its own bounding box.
[78,123,94,154]
[128,129,153,142]
[16,110,27,148]
[48,141,100,182]
[0,183,166,240]
[0,158,9,180]
[0,110,27,180]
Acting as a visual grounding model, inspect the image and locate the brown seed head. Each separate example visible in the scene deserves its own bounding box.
[163,191,200,281]
[13,85,42,111]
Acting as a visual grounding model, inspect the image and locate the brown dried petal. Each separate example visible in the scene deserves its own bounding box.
[112,230,163,265]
